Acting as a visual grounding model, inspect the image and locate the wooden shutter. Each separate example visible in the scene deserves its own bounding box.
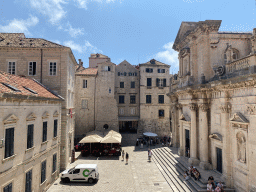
[156,78,159,87]
[163,79,166,87]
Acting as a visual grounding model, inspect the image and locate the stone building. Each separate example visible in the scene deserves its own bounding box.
[115,60,140,133]
[0,71,62,192]
[0,33,77,171]
[75,54,118,141]
[139,59,171,136]
[170,20,256,191]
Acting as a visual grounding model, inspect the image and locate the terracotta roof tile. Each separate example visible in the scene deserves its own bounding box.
[0,71,60,100]
[76,67,98,75]
[0,33,65,48]
[140,59,170,67]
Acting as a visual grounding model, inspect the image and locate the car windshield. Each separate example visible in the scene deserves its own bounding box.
[68,167,75,174]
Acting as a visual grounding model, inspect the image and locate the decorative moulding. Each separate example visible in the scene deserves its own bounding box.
[53,111,59,117]
[209,133,223,142]
[3,114,19,125]
[26,113,37,121]
[230,112,249,124]
[179,113,191,123]
[42,112,50,119]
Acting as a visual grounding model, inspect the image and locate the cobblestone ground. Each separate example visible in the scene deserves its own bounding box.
[47,145,170,192]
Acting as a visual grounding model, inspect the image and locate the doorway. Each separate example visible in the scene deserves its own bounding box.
[216,147,222,173]
[185,129,190,157]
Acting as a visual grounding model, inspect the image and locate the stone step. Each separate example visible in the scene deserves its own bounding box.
[153,147,235,192]
[153,149,195,191]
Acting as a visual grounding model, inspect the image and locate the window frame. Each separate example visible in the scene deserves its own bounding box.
[52,153,57,173]
[82,79,87,88]
[42,121,47,143]
[145,68,153,73]
[49,62,57,76]
[131,81,135,88]
[53,120,58,138]
[146,95,151,104]
[120,82,124,88]
[27,124,34,149]
[81,99,88,109]
[4,127,14,159]
[119,95,125,104]
[159,110,165,118]
[41,160,47,184]
[130,95,136,104]
[8,61,16,75]
[25,169,32,192]
[158,95,164,104]
[28,61,37,76]
[3,182,12,192]
[147,78,152,87]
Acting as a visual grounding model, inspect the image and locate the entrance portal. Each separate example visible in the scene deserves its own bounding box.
[119,121,138,133]
[216,147,222,173]
[185,129,190,157]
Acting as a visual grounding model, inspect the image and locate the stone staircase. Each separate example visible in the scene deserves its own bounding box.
[152,147,235,192]
[121,133,138,146]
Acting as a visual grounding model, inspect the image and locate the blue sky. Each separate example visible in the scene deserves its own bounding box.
[1,0,255,73]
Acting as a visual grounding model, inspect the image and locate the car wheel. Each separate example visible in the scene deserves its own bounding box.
[64,178,70,183]
[88,178,94,184]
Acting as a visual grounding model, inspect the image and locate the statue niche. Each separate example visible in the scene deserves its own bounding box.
[236,131,246,163]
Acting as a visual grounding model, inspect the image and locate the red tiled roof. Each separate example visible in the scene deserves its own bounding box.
[0,71,60,100]
[76,67,98,75]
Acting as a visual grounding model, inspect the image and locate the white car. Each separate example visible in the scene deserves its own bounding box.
[61,164,99,184]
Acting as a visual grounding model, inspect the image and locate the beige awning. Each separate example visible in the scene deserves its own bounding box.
[105,130,122,139]
[79,131,104,143]
[101,135,121,143]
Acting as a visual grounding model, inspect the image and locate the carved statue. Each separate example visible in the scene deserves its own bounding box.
[237,132,246,163]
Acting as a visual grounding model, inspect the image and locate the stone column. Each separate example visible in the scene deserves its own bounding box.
[188,103,200,165]
[220,104,232,187]
[176,104,183,155]
[199,103,212,169]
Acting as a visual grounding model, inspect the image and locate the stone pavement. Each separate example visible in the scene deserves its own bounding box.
[47,145,171,192]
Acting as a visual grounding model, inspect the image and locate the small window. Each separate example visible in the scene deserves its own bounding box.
[27,124,34,149]
[83,80,87,88]
[41,160,46,183]
[5,128,14,158]
[159,110,164,117]
[49,62,57,76]
[124,72,127,76]
[157,78,166,87]
[128,72,132,76]
[130,95,136,104]
[119,95,125,104]
[146,68,153,73]
[147,78,152,87]
[157,69,165,73]
[53,120,58,138]
[3,183,12,192]
[146,95,151,104]
[120,82,124,88]
[118,72,120,76]
[73,169,80,174]
[42,122,47,142]
[158,95,164,104]
[108,66,111,71]
[28,62,36,76]
[135,72,137,76]
[109,87,111,93]
[131,81,135,88]
[8,62,15,75]
[81,99,88,109]
[52,154,57,173]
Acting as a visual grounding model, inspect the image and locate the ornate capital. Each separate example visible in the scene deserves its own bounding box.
[220,104,231,113]
[199,104,209,112]
[176,103,182,110]
[189,103,197,111]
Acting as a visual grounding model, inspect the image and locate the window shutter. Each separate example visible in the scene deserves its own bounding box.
[156,78,159,87]
[124,72,126,76]
[158,69,160,73]
[163,79,166,87]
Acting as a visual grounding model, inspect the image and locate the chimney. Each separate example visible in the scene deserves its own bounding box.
[78,59,83,67]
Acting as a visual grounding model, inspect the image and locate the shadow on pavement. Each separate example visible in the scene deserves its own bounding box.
[59,180,98,186]
[76,153,120,161]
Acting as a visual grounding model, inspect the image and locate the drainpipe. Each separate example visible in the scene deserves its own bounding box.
[40,49,43,83]
[94,74,97,130]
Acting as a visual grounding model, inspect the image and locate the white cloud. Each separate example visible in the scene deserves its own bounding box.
[74,0,116,9]
[155,42,179,74]
[29,0,67,24]
[63,40,102,54]
[0,16,39,35]
[64,22,84,38]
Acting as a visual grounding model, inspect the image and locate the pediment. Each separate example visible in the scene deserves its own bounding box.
[179,114,191,122]
[53,111,59,117]
[209,133,222,142]
[42,111,50,119]
[230,112,249,124]
[3,114,19,125]
[26,113,37,121]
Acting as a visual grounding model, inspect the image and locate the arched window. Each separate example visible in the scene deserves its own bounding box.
[232,49,239,60]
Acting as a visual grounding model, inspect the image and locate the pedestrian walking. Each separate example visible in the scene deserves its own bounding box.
[126,152,129,164]
[148,149,152,161]
[122,150,125,161]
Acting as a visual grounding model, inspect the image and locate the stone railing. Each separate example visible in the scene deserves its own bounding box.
[226,55,255,73]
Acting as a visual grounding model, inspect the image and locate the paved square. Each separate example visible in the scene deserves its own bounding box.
[47,145,171,192]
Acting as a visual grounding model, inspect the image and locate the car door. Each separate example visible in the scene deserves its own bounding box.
[71,169,84,181]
